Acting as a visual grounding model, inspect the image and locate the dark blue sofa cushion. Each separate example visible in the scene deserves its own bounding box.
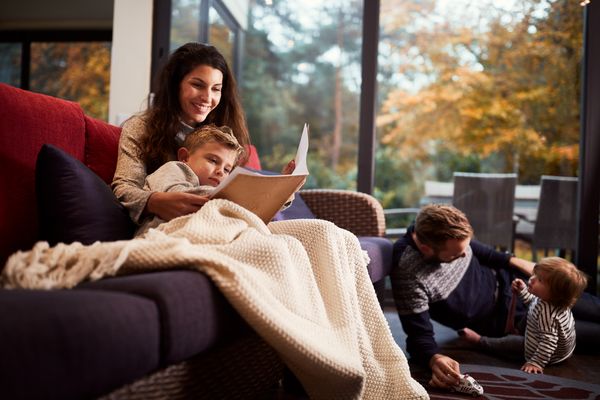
[79,270,248,365]
[0,289,160,400]
[359,236,393,283]
[36,143,136,245]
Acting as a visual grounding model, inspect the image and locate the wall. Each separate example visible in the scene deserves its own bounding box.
[108,0,153,125]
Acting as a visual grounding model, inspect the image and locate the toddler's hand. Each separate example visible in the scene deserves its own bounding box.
[511,278,525,294]
[521,362,543,374]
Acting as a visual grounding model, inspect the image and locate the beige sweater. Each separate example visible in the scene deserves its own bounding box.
[111,115,195,224]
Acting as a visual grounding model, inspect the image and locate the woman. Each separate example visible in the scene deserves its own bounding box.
[112,42,251,224]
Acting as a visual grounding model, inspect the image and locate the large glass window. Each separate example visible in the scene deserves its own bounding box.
[242,0,363,189]
[209,5,235,66]
[171,0,202,51]
[375,0,583,259]
[0,43,21,86]
[170,1,238,71]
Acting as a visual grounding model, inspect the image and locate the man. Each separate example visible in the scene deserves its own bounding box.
[390,204,535,388]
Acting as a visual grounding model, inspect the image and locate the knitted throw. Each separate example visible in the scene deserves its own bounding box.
[2,199,428,400]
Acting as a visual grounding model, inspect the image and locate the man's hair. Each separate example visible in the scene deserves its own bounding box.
[414,204,474,250]
[183,124,245,164]
[534,257,588,309]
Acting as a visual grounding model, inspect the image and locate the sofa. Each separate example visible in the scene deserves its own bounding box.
[0,83,394,399]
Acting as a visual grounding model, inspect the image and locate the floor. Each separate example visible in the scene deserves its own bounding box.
[383,306,600,386]
[272,306,600,399]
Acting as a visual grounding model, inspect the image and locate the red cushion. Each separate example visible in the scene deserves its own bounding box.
[245,144,261,170]
[84,115,122,184]
[0,84,86,266]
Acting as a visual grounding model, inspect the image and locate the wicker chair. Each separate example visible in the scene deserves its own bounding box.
[102,189,387,400]
[452,172,517,252]
[531,176,578,261]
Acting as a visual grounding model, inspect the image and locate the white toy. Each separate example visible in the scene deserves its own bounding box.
[451,373,484,396]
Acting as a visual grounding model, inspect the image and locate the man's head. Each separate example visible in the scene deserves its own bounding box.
[413,204,474,263]
[178,124,245,186]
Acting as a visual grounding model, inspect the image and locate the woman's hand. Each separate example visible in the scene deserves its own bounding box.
[429,354,461,388]
[146,192,209,221]
[521,362,543,374]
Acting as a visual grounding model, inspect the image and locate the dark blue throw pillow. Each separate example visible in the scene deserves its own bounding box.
[36,144,136,245]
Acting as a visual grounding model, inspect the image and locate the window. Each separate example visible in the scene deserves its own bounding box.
[208,4,236,67]
[241,0,363,189]
[375,0,583,258]
[170,0,240,71]
[0,43,21,86]
[0,31,112,121]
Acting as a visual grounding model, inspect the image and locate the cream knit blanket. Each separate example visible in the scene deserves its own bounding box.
[2,199,428,400]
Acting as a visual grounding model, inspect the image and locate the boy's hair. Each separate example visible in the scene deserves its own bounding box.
[534,257,588,309]
[414,204,474,250]
[183,124,245,164]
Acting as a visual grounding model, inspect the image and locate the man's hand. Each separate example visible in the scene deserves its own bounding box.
[429,354,461,388]
[521,362,543,374]
[146,192,209,221]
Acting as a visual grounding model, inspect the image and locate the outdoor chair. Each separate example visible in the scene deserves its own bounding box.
[531,175,578,261]
[452,172,517,252]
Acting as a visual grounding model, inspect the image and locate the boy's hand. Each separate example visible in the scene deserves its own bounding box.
[521,362,543,374]
[281,160,295,175]
[512,278,526,294]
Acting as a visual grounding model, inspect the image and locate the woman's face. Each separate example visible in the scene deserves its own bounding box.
[179,65,224,126]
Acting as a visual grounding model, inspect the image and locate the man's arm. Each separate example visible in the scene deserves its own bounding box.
[509,256,535,277]
[470,240,534,276]
[399,311,461,388]
[399,310,439,365]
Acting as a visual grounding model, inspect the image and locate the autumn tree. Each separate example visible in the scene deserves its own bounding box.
[377,0,582,186]
[30,42,111,120]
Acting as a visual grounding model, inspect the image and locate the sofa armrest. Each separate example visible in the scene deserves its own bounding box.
[299,189,386,237]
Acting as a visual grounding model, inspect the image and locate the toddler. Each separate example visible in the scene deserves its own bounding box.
[460,257,588,374]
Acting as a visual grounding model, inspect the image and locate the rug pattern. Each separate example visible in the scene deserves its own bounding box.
[413,364,600,399]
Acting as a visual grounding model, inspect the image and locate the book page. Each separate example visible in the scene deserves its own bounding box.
[292,123,309,175]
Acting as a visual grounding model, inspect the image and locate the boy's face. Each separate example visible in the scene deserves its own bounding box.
[178,142,237,187]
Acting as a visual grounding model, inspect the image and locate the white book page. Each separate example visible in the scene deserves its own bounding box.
[292,123,309,175]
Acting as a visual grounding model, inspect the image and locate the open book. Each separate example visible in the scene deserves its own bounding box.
[209,124,310,223]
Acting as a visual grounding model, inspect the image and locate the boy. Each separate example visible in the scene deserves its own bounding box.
[136,124,244,236]
[460,257,588,374]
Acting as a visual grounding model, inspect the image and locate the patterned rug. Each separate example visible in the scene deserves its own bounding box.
[413,364,600,399]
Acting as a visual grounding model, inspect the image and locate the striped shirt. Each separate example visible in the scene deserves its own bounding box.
[520,289,576,369]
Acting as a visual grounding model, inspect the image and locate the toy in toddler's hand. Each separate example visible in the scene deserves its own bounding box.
[451,374,484,396]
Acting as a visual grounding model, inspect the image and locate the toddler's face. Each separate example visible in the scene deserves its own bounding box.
[528,272,551,302]
[182,142,237,186]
